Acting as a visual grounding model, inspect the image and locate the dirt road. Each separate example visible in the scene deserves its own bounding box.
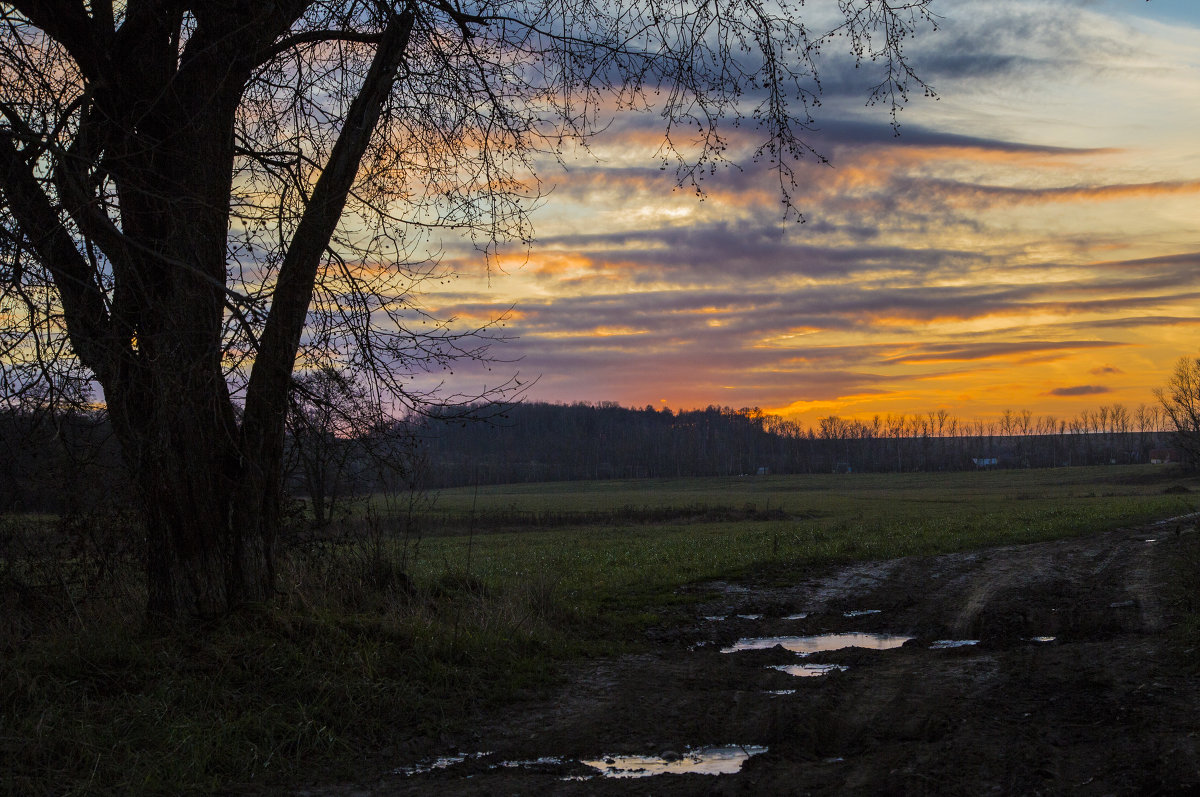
[325,518,1200,795]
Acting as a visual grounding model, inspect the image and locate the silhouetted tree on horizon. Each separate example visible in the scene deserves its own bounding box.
[1157,354,1200,467]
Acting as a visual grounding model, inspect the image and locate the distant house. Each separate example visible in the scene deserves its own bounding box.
[1149,448,1182,464]
[973,448,1022,468]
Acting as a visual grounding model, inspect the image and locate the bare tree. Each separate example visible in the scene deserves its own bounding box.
[0,1,934,618]
[285,366,378,528]
[1156,354,1200,467]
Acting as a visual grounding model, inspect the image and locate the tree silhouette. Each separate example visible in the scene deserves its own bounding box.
[0,0,934,618]
[1157,354,1200,467]
[285,367,378,528]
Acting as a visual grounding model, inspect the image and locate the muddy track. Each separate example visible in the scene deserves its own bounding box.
[315,520,1200,795]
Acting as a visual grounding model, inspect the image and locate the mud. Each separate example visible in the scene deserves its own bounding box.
[312,520,1200,795]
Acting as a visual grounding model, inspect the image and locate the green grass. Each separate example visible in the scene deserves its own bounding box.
[397,466,1197,616]
[2,465,1197,794]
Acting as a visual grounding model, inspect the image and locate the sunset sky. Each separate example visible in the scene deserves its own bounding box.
[420,0,1200,428]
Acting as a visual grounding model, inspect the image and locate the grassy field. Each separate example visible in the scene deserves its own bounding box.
[412,465,1192,512]
[3,465,1197,794]
[393,466,1198,612]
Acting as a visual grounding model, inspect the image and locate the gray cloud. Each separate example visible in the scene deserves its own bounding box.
[803,120,1103,156]
[529,222,999,283]
[916,0,1143,83]
[440,270,1199,352]
[1045,385,1112,397]
[883,341,1123,366]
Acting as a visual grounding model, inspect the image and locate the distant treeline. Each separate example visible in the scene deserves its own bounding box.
[410,401,1182,487]
[1,398,1185,513]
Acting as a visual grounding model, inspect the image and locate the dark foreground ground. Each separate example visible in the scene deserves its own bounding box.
[305,516,1200,795]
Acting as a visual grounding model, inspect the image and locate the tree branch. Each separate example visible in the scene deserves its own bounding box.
[0,130,122,381]
[258,28,386,64]
[242,7,415,450]
[6,0,105,81]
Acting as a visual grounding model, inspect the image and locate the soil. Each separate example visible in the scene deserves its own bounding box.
[307,516,1200,795]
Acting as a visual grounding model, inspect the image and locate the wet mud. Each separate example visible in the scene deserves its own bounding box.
[309,518,1200,795]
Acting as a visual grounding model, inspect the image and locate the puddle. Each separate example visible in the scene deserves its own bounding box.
[395,751,491,776]
[765,689,797,695]
[703,613,764,621]
[1145,539,1158,544]
[770,663,848,677]
[493,756,567,769]
[930,639,979,649]
[844,609,882,618]
[722,632,913,655]
[784,613,810,620]
[1028,636,1056,643]
[401,746,769,781]
[581,746,767,778]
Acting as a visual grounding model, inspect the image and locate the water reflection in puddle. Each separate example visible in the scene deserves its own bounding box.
[784,613,809,620]
[703,614,764,621]
[1028,636,1056,643]
[844,609,882,618]
[722,632,913,654]
[494,756,567,769]
[581,746,768,778]
[395,752,491,776]
[770,663,848,677]
[930,639,979,649]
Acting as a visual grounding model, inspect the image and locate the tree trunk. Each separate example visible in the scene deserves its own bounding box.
[305,454,331,527]
[143,460,273,619]
[107,357,274,619]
